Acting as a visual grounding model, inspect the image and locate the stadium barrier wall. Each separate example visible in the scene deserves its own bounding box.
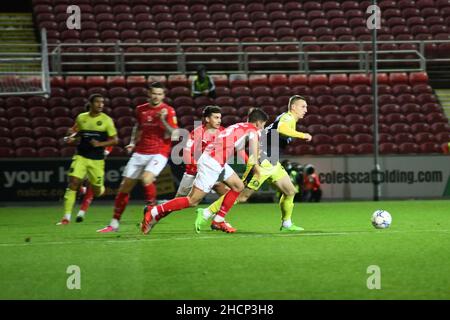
[285,155,450,199]
[0,158,176,202]
[0,156,448,201]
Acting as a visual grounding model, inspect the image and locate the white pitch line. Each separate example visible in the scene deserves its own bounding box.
[0,229,448,248]
[0,232,350,247]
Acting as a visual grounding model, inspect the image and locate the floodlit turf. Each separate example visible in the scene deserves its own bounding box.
[0,200,449,300]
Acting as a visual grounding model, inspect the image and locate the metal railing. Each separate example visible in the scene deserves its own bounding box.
[44,39,450,76]
[0,29,50,96]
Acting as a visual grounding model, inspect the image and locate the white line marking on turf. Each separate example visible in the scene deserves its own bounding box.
[0,229,448,247]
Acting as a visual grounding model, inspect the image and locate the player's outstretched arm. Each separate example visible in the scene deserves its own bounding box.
[278,122,312,141]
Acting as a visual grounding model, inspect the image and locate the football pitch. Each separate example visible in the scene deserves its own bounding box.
[0,200,449,300]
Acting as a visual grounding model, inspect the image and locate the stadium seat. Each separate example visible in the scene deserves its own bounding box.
[349,123,371,135]
[380,142,398,154]
[16,147,37,157]
[293,145,315,155]
[398,142,420,154]
[420,141,442,153]
[315,144,335,155]
[394,133,415,144]
[328,124,350,134]
[61,147,76,157]
[410,122,431,134]
[0,147,14,157]
[332,134,353,145]
[10,117,31,127]
[336,143,356,154]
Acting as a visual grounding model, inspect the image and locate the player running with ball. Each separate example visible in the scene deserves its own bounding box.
[195,95,312,232]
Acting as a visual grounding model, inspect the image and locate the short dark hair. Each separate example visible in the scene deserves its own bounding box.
[248,108,269,123]
[288,95,306,110]
[149,81,166,90]
[197,64,206,72]
[202,105,221,118]
[86,94,103,110]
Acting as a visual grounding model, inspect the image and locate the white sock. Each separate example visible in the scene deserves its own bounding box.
[282,219,292,228]
[213,215,225,223]
[202,208,213,220]
[110,218,119,229]
[151,207,158,218]
[64,213,71,221]
[77,210,85,217]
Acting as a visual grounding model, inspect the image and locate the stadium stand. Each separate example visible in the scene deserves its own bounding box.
[1,71,448,157]
[0,0,449,157]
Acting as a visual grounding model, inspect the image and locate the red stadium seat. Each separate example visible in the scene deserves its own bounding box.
[36,137,58,148]
[16,147,37,157]
[307,124,328,135]
[272,86,292,97]
[319,105,339,115]
[328,124,350,134]
[31,117,53,128]
[312,134,333,145]
[332,134,353,145]
[169,87,190,98]
[235,96,255,108]
[409,72,429,85]
[289,74,308,86]
[380,142,398,154]
[398,142,420,154]
[315,144,335,155]
[267,74,288,87]
[389,72,409,84]
[173,96,194,108]
[38,147,60,157]
[349,123,371,135]
[303,114,323,126]
[0,146,14,157]
[349,74,370,86]
[431,122,450,134]
[380,104,401,114]
[336,143,356,154]
[436,132,450,143]
[426,112,448,123]
[394,133,415,144]
[419,142,441,153]
[410,122,431,134]
[53,117,74,128]
[214,96,234,107]
[390,122,411,134]
[309,74,328,86]
[406,113,426,124]
[61,147,76,157]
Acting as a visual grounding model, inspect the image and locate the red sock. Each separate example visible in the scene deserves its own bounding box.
[143,183,157,205]
[155,197,190,219]
[113,192,130,220]
[217,190,240,218]
[80,185,94,212]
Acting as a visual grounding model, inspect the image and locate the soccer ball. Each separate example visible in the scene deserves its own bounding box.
[371,210,392,229]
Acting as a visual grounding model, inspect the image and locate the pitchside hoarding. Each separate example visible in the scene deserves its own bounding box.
[286,155,450,199]
[0,159,176,201]
[0,155,449,201]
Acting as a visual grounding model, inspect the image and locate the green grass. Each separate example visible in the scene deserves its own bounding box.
[1,200,450,300]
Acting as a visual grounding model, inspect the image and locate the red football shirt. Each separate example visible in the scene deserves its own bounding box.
[206,122,258,166]
[134,102,178,157]
[184,125,225,175]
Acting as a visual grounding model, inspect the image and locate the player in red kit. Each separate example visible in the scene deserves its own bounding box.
[140,108,269,235]
[176,105,232,197]
[97,82,178,233]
